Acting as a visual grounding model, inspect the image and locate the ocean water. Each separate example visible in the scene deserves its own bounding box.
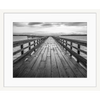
[13,36,28,41]
[13,36,87,60]
[59,36,87,41]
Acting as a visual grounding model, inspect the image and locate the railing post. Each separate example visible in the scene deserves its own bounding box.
[65,40,67,47]
[33,40,36,51]
[70,42,72,56]
[61,39,63,46]
[35,40,36,45]
[21,44,24,55]
[29,42,31,50]
[77,44,80,63]
[36,40,38,45]
[62,39,64,44]
[77,44,80,54]
[37,40,38,44]
[64,40,66,45]
[38,39,40,44]
[65,40,67,53]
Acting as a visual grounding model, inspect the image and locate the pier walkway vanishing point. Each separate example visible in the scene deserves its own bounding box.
[13,37,87,77]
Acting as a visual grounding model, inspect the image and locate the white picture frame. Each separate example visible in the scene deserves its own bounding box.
[3,12,96,87]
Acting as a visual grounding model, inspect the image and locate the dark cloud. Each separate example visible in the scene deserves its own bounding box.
[41,22,87,27]
[41,22,62,27]
[13,22,26,27]
[13,22,87,28]
[63,22,87,26]
[28,22,43,25]
[41,23,53,27]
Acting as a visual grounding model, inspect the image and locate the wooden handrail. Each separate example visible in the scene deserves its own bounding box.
[59,37,87,46]
[67,43,87,54]
[53,36,87,67]
[13,36,48,64]
[13,37,45,47]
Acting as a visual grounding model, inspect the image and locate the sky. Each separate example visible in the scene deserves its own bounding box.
[13,22,87,36]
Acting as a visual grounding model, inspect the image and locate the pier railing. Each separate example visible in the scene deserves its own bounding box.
[13,37,48,64]
[53,36,87,68]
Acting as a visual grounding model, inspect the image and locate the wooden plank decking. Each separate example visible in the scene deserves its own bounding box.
[13,37,87,77]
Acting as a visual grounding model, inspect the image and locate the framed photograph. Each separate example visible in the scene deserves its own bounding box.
[3,11,96,87]
[13,21,87,79]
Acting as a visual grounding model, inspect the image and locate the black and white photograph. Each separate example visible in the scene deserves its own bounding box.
[13,22,87,78]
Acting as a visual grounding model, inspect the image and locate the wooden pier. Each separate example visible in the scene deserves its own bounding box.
[13,36,87,77]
